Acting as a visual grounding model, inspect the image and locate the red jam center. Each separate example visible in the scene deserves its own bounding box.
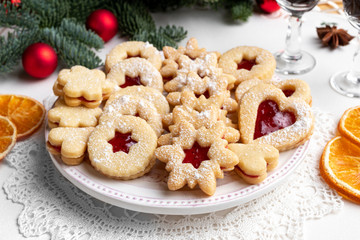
[120,76,142,88]
[182,142,210,169]
[282,89,295,97]
[48,141,61,153]
[235,166,259,178]
[195,90,210,99]
[254,100,296,140]
[237,59,256,71]
[77,96,97,102]
[108,132,137,154]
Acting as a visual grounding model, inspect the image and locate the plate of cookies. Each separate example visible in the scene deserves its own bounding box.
[45,38,314,215]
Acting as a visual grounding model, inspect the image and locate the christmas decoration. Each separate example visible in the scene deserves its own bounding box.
[22,42,58,78]
[256,0,280,13]
[86,9,118,42]
[317,24,354,49]
[0,0,254,76]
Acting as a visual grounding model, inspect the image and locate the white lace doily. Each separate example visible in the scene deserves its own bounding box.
[3,109,343,240]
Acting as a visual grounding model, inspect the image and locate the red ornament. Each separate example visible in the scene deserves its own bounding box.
[22,43,58,79]
[256,0,280,13]
[86,9,118,42]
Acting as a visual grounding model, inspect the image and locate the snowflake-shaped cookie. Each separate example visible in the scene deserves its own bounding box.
[160,91,239,146]
[155,120,239,196]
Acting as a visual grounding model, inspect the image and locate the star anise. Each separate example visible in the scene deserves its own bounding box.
[317,25,355,49]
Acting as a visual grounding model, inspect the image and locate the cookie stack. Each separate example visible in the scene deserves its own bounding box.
[46,38,315,196]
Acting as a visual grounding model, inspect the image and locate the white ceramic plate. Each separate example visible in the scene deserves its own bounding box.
[46,116,310,215]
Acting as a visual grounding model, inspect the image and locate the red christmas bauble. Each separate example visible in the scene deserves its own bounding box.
[86,9,118,42]
[22,43,58,79]
[256,0,280,13]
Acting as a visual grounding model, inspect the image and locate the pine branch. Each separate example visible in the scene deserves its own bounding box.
[224,0,254,21]
[109,1,156,37]
[41,28,102,69]
[0,29,40,74]
[158,25,187,43]
[68,0,106,23]
[143,0,195,11]
[59,18,104,50]
[0,3,39,29]
[21,0,70,27]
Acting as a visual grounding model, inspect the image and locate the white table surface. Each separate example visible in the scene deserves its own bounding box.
[1,9,360,240]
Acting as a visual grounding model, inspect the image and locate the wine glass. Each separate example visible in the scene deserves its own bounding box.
[330,0,360,98]
[274,0,320,74]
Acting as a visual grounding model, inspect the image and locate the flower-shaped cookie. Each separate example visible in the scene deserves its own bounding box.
[155,120,239,196]
[105,41,162,73]
[238,83,314,151]
[105,85,170,117]
[55,65,115,108]
[228,143,279,184]
[47,127,94,165]
[101,95,163,137]
[106,58,163,92]
[219,46,276,85]
[47,98,102,128]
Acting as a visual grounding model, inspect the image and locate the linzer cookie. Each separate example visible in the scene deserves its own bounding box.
[235,78,312,105]
[228,143,279,184]
[160,38,221,80]
[219,46,276,85]
[238,83,314,151]
[106,57,163,92]
[55,65,115,108]
[101,95,163,137]
[47,98,102,128]
[47,127,94,165]
[155,120,239,195]
[159,90,239,145]
[105,86,170,117]
[88,115,157,180]
[105,41,162,73]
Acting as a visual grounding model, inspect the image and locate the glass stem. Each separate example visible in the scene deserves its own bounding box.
[283,15,303,61]
[346,32,360,84]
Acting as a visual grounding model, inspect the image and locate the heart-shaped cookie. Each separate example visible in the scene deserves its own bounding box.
[235,78,312,105]
[238,83,314,151]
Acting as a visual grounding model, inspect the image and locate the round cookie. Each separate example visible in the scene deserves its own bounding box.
[105,86,170,117]
[105,41,162,73]
[101,95,163,137]
[88,115,157,180]
[106,57,163,92]
[219,46,276,85]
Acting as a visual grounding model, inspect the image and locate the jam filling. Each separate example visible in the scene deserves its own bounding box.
[48,141,61,153]
[237,59,256,71]
[182,142,210,169]
[77,96,97,103]
[120,76,142,88]
[195,90,210,99]
[254,100,296,140]
[235,166,259,178]
[108,132,137,154]
[282,89,295,97]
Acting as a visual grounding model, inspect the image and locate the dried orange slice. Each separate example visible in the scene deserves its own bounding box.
[0,95,45,140]
[0,116,17,161]
[320,136,360,204]
[338,105,360,147]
